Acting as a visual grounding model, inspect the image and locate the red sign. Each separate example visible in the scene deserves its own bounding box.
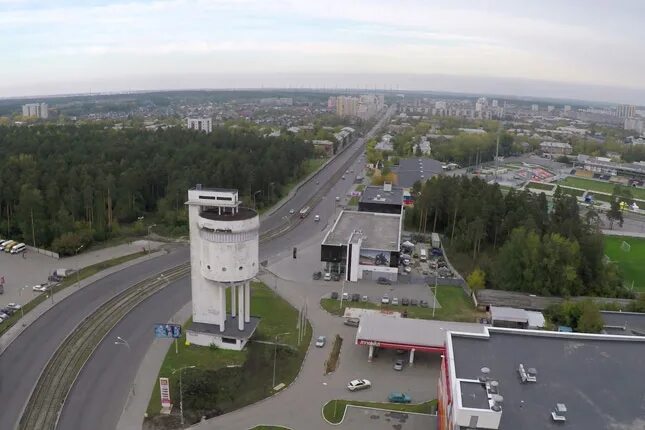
[160,377,171,408]
[358,340,381,347]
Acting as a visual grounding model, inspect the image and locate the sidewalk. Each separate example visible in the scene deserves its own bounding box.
[0,249,165,355]
[116,302,192,430]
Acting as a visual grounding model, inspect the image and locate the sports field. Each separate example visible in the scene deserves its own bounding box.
[604,236,645,291]
[560,177,645,200]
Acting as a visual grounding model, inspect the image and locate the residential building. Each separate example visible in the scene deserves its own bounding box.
[22,102,48,119]
[564,105,572,112]
[187,117,213,133]
[539,141,572,155]
[617,104,636,118]
[531,104,539,112]
[547,105,555,112]
[624,118,644,134]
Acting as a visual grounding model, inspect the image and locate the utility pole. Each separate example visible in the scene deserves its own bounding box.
[30,209,36,247]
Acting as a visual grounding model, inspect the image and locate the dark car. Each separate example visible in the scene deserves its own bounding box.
[313,271,322,280]
[410,298,419,306]
[377,277,391,285]
[331,291,339,300]
[401,297,410,306]
[420,299,429,308]
[332,273,341,281]
[351,293,360,302]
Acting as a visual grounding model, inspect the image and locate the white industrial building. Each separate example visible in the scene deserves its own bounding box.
[185,186,260,350]
[186,117,213,133]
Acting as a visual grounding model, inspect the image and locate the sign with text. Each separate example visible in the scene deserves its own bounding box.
[154,323,181,339]
[358,340,381,347]
[159,377,172,409]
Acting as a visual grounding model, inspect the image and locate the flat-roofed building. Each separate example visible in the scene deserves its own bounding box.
[358,183,403,214]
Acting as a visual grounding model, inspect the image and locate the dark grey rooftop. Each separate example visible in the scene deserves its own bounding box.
[199,207,257,222]
[359,185,404,206]
[459,381,490,410]
[601,311,645,336]
[188,315,260,339]
[322,210,401,251]
[450,330,645,430]
[394,157,443,188]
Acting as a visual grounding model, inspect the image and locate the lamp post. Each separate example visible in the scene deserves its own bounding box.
[75,244,85,288]
[114,336,131,350]
[268,182,275,202]
[172,365,196,428]
[272,332,291,388]
[147,224,157,252]
[253,190,262,210]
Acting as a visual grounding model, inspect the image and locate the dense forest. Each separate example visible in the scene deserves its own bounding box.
[0,125,314,254]
[407,176,628,298]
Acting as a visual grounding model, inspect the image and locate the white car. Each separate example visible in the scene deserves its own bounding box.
[335,196,340,201]
[393,359,404,371]
[404,266,412,273]
[32,283,50,292]
[7,303,21,310]
[342,292,349,301]
[314,215,320,222]
[315,336,327,348]
[324,273,332,281]
[0,312,9,320]
[347,379,372,391]
[289,208,295,215]
[381,294,390,304]
[392,297,399,306]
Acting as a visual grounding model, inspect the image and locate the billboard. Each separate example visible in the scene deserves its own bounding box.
[160,377,172,409]
[359,249,391,266]
[154,323,182,339]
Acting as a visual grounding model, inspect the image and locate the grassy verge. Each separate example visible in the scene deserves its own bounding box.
[356,184,366,192]
[527,181,555,191]
[320,285,483,322]
[324,334,343,374]
[348,196,359,206]
[559,186,585,197]
[323,399,437,424]
[560,177,645,200]
[605,236,645,291]
[146,282,312,427]
[0,251,147,336]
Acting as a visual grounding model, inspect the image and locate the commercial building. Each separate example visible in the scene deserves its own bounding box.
[185,186,260,350]
[539,141,572,155]
[186,117,213,133]
[358,183,403,214]
[394,157,444,189]
[439,328,645,430]
[22,102,48,119]
[489,306,545,329]
[311,139,334,156]
[321,210,402,282]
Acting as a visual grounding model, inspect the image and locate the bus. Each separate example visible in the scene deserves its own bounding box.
[419,248,427,262]
[299,206,310,218]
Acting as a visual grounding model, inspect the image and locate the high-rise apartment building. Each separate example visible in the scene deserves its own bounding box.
[617,104,636,118]
[531,104,539,112]
[22,102,48,119]
[187,117,213,133]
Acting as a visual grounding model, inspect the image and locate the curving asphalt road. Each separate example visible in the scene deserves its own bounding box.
[0,105,394,430]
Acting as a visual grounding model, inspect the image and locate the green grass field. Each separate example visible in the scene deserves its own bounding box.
[560,177,645,200]
[527,181,555,191]
[605,236,645,291]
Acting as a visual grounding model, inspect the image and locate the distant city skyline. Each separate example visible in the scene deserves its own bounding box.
[2,0,645,104]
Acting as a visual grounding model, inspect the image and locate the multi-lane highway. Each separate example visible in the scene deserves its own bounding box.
[0,105,394,430]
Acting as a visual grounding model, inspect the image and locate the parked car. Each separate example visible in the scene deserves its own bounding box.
[393,359,404,371]
[314,214,321,222]
[420,299,429,308]
[392,297,399,306]
[401,297,410,306]
[344,318,360,327]
[347,379,371,391]
[377,277,392,285]
[381,294,390,304]
[331,292,339,300]
[351,293,360,302]
[404,266,412,273]
[315,336,327,348]
[313,271,322,280]
[332,273,341,281]
[410,298,419,306]
[32,283,50,292]
[388,392,411,403]
[289,208,296,214]
[324,273,332,281]
[335,196,340,201]
[341,176,346,180]
[0,312,9,320]
[361,295,368,302]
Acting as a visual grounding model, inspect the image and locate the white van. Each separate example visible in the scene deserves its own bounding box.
[420,248,427,262]
[10,243,26,254]
[3,240,17,252]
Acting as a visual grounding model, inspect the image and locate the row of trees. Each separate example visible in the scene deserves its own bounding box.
[408,176,627,298]
[0,125,314,254]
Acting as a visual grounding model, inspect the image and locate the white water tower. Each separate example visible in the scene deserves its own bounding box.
[185,185,260,350]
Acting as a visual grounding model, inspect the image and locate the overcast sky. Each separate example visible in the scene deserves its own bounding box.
[2,0,644,103]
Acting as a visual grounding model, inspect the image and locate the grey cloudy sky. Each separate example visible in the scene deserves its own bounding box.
[1,0,644,103]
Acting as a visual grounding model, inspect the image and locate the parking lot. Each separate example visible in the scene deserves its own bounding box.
[340,407,437,430]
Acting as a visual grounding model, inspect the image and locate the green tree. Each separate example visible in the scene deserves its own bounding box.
[467,268,486,290]
[576,301,604,333]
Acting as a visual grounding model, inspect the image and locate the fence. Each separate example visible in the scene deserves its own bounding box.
[26,245,60,259]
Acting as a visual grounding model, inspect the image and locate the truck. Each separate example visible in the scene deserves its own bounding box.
[419,248,427,262]
[431,233,441,249]
[299,206,310,219]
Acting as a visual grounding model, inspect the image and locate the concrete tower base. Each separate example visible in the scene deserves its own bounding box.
[186,315,261,351]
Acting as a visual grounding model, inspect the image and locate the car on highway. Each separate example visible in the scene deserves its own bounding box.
[347,379,371,391]
[324,273,332,281]
[381,294,390,304]
[388,392,411,403]
[289,208,295,214]
[392,297,399,306]
[377,277,392,285]
[32,283,50,292]
[315,336,327,348]
[393,359,404,371]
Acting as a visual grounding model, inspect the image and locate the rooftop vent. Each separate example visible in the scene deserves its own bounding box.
[196,183,203,190]
[478,367,491,383]
[491,394,504,412]
[551,403,567,422]
[488,380,499,395]
[383,182,392,192]
[518,364,537,383]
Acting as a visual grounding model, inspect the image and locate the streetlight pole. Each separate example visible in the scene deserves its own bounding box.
[147,224,157,253]
[272,332,291,388]
[253,190,262,210]
[75,244,85,288]
[114,336,131,350]
[172,365,196,429]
